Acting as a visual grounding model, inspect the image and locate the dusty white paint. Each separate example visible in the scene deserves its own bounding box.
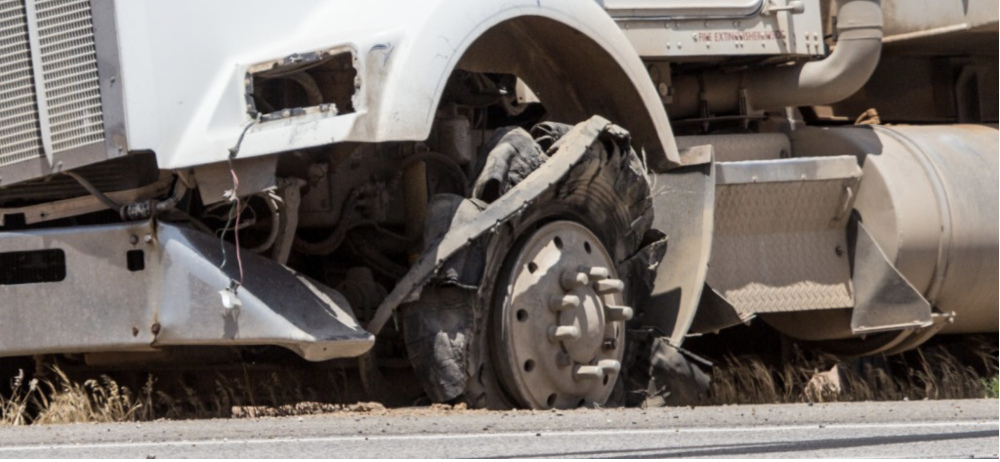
[114,0,673,170]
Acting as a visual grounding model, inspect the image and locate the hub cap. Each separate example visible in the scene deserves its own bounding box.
[496,221,630,409]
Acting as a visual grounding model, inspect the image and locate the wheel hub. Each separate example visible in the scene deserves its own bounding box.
[497,221,630,409]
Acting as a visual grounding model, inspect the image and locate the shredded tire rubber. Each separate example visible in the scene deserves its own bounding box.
[402,119,659,409]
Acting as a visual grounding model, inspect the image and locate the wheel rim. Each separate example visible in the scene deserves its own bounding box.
[494,220,630,409]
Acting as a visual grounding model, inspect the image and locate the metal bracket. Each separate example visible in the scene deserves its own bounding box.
[850,221,934,335]
[762,0,805,16]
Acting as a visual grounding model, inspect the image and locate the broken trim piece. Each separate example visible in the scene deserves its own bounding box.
[0,221,374,361]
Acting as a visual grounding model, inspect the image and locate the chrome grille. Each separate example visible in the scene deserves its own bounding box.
[0,0,104,169]
[35,0,104,153]
[0,0,43,168]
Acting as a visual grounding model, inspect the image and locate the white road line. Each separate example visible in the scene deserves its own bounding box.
[0,421,995,453]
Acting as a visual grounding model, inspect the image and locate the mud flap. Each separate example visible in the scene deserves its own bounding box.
[645,148,715,345]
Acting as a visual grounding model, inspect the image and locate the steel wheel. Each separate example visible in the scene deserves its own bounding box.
[402,119,652,410]
[493,221,630,409]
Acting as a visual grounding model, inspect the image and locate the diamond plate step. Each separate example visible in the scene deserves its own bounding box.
[708,156,861,316]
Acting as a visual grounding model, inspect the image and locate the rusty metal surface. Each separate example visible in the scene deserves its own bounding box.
[0,221,373,360]
[708,156,861,315]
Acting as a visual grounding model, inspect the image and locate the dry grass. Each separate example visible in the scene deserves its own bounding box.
[708,339,998,405]
[32,368,146,425]
[1,369,33,426]
[2,367,146,426]
[1,364,367,426]
[2,338,996,425]
[151,370,355,420]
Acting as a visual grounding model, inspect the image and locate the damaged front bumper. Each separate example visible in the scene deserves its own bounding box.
[0,221,373,361]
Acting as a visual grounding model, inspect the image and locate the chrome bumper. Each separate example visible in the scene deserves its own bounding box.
[0,221,373,361]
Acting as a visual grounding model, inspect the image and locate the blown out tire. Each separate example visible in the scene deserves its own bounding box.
[404,121,652,409]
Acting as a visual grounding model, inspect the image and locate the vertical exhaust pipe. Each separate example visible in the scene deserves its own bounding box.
[745,0,884,110]
[667,0,884,116]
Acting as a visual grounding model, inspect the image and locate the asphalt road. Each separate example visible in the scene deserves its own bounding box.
[0,400,996,458]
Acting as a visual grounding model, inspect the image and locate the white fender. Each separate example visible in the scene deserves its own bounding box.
[114,0,679,170]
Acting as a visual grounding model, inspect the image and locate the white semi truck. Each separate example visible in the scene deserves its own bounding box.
[0,0,996,409]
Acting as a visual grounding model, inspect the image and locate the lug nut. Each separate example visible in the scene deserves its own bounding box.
[560,271,589,291]
[598,359,621,374]
[549,294,581,312]
[548,325,580,343]
[580,266,610,281]
[593,279,625,294]
[573,365,604,381]
[605,305,634,322]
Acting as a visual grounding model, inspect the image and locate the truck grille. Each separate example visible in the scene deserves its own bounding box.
[0,0,103,168]
[36,0,103,152]
[0,0,44,168]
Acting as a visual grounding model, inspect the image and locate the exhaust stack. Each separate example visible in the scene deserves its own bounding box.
[668,0,884,117]
[745,0,884,110]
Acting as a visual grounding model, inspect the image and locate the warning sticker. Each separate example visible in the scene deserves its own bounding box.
[695,30,788,42]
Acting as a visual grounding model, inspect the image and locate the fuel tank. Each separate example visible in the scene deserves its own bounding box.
[852,124,998,334]
[754,124,997,355]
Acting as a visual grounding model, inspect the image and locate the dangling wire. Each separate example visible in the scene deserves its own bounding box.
[219,201,237,271]
[217,198,252,272]
[218,116,260,293]
[221,160,245,287]
[231,167,245,286]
